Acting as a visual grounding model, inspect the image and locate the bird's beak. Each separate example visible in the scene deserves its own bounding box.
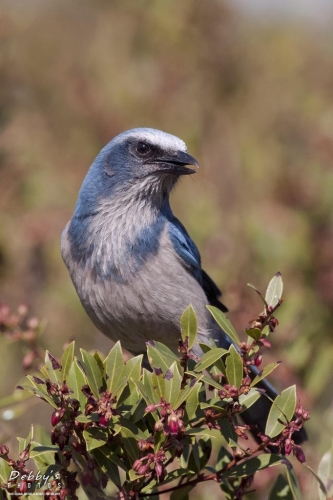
[154,150,199,175]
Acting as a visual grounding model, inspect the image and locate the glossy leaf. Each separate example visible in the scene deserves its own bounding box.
[83,427,108,451]
[0,458,11,483]
[185,381,202,420]
[44,351,62,383]
[67,359,87,409]
[80,349,105,398]
[244,328,262,341]
[119,423,140,461]
[151,369,166,399]
[175,377,203,410]
[250,361,282,387]
[164,361,183,407]
[103,341,124,392]
[180,304,198,349]
[265,385,297,438]
[194,348,228,372]
[198,343,226,375]
[225,345,243,388]
[26,376,58,409]
[93,447,121,488]
[147,343,174,374]
[207,306,240,345]
[265,272,283,308]
[239,388,261,411]
[61,341,75,381]
[186,371,224,390]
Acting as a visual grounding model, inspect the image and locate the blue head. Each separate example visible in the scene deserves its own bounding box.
[65,128,199,281]
[75,128,199,217]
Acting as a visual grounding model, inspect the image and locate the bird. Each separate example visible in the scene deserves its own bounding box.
[61,127,306,443]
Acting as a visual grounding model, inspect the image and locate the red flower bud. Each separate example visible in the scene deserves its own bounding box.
[51,410,63,427]
[19,481,28,494]
[99,415,107,427]
[254,355,263,367]
[132,459,142,471]
[60,489,69,500]
[0,444,9,456]
[294,445,306,464]
[261,339,271,349]
[155,462,163,478]
[168,414,179,435]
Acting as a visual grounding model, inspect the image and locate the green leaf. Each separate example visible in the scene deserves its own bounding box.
[185,381,202,420]
[120,426,140,462]
[103,341,124,393]
[250,361,282,387]
[132,369,160,408]
[244,328,262,341]
[124,355,143,387]
[147,343,174,374]
[80,349,105,398]
[284,461,302,500]
[164,362,183,408]
[265,385,297,438]
[67,359,86,409]
[83,427,108,451]
[31,443,59,466]
[61,341,75,381]
[216,446,233,471]
[269,474,293,500]
[185,428,217,439]
[223,454,282,478]
[151,369,166,399]
[180,304,198,349]
[146,342,180,366]
[26,376,58,409]
[265,272,283,308]
[94,351,105,376]
[93,447,121,487]
[175,377,203,410]
[186,371,224,390]
[207,306,240,345]
[198,343,226,375]
[239,389,261,411]
[194,348,228,372]
[317,441,333,500]
[44,351,62,383]
[225,345,243,388]
[0,458,11,483]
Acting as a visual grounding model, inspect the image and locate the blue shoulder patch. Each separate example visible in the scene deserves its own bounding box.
[167,216,202,282]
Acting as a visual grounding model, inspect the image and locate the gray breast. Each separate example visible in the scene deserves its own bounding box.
[61,221,215,355]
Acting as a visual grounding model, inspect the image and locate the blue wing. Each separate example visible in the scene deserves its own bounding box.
[167,216,202,282]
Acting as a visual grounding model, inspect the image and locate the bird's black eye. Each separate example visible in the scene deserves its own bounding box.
[136,141,151,155]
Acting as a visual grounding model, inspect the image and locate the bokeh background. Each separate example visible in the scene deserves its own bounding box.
[1,0,333,498]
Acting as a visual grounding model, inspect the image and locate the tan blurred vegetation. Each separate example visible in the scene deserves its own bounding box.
[1,0,333,498]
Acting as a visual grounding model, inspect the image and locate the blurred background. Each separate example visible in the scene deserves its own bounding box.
[1,0,333,498]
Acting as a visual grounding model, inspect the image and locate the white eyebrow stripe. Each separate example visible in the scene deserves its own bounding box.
[108,128,187,152]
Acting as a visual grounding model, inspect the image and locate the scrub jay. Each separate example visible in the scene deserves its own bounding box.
[61,128,306,443]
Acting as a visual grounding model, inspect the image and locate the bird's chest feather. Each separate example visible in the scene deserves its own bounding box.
[62,202,209,352]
